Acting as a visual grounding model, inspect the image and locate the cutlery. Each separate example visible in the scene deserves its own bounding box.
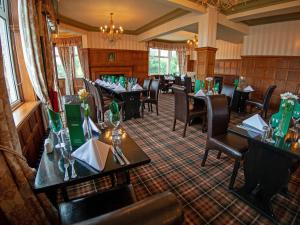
[63,159,70,181]
[116,146,130,165]
[69,155,77,179]
[112,147,125,166]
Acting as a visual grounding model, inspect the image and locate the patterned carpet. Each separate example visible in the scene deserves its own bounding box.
[62,94,300,225]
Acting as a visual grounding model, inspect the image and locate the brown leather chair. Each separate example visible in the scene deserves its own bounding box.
[141,79,160,117]
[220,85,235,107]
[201,95,248,189]
[246,85,276,118]
[174,76,181,85]
[172,85,206,137]
[142,79,151,97]
[59,185,183,225]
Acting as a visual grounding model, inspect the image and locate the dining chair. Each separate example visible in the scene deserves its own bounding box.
[174,76,181,85]
[214,76,223,94]
[172,85,206,137]
[201,95,248,189]
[142,79,151,96]
[220,85,235,107]
[140,79,160,117]
[184,77,192,93]
[245,85,276,118]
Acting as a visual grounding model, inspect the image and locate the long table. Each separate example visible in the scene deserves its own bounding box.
[229,125,300,222]
[97,84,147,121]
[34,127,150,204]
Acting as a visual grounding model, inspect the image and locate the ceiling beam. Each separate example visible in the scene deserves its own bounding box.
[138,12,202,41]
[218,13,249,34]
[167,0,206,13]
[227,0,300,22]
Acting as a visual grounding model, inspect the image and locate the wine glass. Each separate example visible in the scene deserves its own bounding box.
[47,108,65,149]
[292,110,300,131]
[265,117,279,144]
[110,110,121,139]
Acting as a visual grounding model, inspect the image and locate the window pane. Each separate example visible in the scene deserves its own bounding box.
[149,48,158,56]
[149,56,159,74]
[74,47,84,78]
[159,58,168,74]
[160,50,168,57]
[55,47,66,79]
[0,17,19,104]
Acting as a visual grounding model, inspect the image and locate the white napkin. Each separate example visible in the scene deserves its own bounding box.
[244,85,254,92]
[195,90,206,97]
[114,84,126,91]
[110,83,117,89]
[242,114,268,133]
[132,83,143,90]
[71,139,109,171]
[83,117,100,136]
[95,79,101,84]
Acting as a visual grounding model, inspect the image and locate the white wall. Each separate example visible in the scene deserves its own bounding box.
[243,20,300,56]
[87,32,147,51]
[216,39,242,59]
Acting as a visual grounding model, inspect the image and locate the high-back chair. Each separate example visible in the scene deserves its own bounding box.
[140,79,160,117]
[201,95,248,189]
[172,85,206,137]
[184,77,192,93]
[220,85,235,107]
[174,76,181,85]
[246,85,276,118]
[214,76,223,94]
[142,79,152,97]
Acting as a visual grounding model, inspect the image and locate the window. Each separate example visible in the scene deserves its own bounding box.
[54,46,84,79]
[0,0,20,105]
[149,48,179,75]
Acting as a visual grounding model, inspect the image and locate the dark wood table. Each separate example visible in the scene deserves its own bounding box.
[97,84,147,120]
[34,127,150,203]
[229,125,300,222]
[231,89,253,113]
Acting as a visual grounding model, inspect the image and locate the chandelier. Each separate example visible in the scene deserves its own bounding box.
[194,0,247,11]
[100,13,124,43]
[187,35,198,48]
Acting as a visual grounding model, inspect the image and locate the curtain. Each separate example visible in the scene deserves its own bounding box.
[147,40,187,51]
[77,45,86,78]
[0,42,58,225]
[18,0,50,105]
[58,46,74,95]
[177,50,187,75]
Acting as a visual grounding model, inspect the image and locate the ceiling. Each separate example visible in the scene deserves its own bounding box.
[59,0,183,31]
[58,0,300,41]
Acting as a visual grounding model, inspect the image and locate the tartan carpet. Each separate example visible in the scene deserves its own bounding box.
[62,94,300,225]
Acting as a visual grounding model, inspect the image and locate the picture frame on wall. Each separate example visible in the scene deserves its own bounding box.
[108,52,116,62]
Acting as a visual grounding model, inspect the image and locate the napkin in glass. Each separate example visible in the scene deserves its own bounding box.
[242,114,268,133]
[71,139,110,171]
[132,83,143,90]
[243,85,254,92]
[195,89,206,97]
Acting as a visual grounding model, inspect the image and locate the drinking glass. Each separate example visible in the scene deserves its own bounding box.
[48,108,65,149]
[265,117,279,144]
[292,110,300,131]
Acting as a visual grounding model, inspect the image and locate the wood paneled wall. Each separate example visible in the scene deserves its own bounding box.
[83,48,149,84]
[58,79,84,96]
[215,56,300,107]
[15,102,45,168]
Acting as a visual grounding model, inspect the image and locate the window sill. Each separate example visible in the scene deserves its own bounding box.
[13,101,41,129]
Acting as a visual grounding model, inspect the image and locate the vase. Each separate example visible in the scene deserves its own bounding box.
[82,102,92,140]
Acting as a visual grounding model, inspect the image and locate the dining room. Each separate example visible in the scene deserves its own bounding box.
[1,0,300,225]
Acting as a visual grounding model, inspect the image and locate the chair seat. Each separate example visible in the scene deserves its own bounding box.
[59,185,137,225]
[189,109,206,119]
[246,99,263,108]
[208,133,248,159]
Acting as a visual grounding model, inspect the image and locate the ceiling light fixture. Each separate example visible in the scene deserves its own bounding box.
[187,35,198,48]
[100,13,124,44]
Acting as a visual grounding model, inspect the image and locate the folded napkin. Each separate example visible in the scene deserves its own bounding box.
[242,114,268,133]
[95,79,101,84]
[44,138,53,154]
[195,90,206,97]
[132,83,143,90]
[244,85,254,92]
[71,139,110,171]
[110,83,117,89]
[83,117,100,136]
[114,85,126,91]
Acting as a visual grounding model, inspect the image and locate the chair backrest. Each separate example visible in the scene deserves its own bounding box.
[172,85,188,122]
[262,85,277,110]
[206,95,229,138]
[221,85,235,106]
[149,79,160,100]
[174,76,181,85]
[184,77,192,93]
[214,76,223,94]
[143,79,151,90]
[82,78,90,92]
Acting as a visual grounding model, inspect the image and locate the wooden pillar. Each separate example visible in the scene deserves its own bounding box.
[195,47,217,80]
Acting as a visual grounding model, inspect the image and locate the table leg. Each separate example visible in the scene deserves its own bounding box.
[61,187,69,202]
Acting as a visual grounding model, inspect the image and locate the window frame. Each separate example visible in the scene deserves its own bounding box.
[148,48,179,75]
[0,0,22,108]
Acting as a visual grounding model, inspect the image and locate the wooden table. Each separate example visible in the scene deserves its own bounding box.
[34,127,150,204]
[229,125,300,222]
[97,84,147,120]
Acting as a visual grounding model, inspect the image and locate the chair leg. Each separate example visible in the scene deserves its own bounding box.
[183,122,188,137]
[151,104,153,112]
[229,160,241,189]
[156,103,158,116]
[172,118,176,131]
[201,146,209,167]
[217,151,222,159]
[141,103,144,118]
[148,103,150,112]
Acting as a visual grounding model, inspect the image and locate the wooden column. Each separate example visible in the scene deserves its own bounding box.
[195,47,217,80]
